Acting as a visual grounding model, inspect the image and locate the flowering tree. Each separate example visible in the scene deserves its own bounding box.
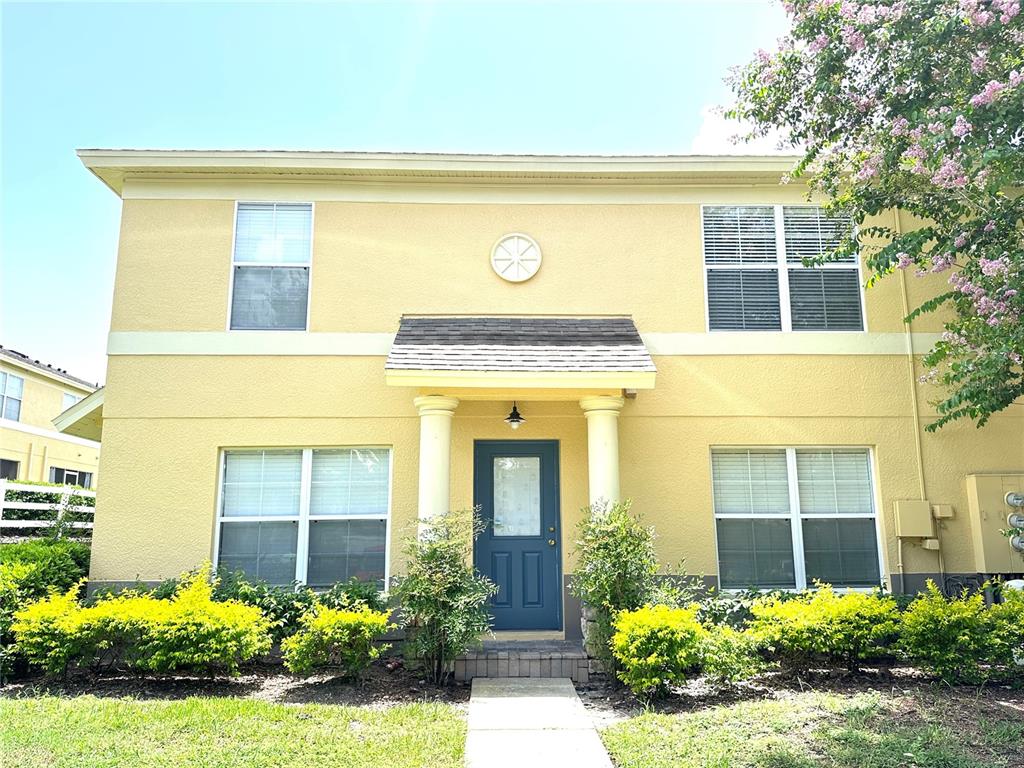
[728,0,1023,429]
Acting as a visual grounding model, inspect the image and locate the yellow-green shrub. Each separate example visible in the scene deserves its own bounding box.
[749,586,899,671]
[12,566,271,676]
[281,605,393,678]
[988,589,1024,678]
[898,582,990,683]
[698,623,765,683]
[610,605,705,698]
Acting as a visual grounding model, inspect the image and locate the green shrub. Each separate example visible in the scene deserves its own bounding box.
[699,623,765,684]
[749,586,899,671]
[898,582,990,683]
[12,565,271,676]
[392,508,497,684]
[281,605,393,678]
[570,500,659,666]
[0,539,90,596]
[610,605,705,699]
[985,588,1024,679]
[0,562,39,680]
[97,568,387,643]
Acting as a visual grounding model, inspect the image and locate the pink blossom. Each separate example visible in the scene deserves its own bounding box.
[993,0,1020,23]
[932,253,955,272]
[855,154,882,181]
[756,48,772,65]
[842,27,866,51]
[971,52,987,74]
[984,220,997,232]
[1010,70,1024,87]
[856,5,878,23]
[952,115,973,137]
[808,33,830,54]
[839,1,859,20]
[969,79,1006,106]
[954,233,969,248]
[980,256,1011,277]
[895,252,913,269]
[933,158,969,188]
[890,117,910,136]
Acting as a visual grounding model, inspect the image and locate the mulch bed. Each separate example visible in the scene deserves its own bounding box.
[1,660,472,709]
[575,664,1024,727]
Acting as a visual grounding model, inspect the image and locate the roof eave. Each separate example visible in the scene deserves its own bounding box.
[53,387,104,442]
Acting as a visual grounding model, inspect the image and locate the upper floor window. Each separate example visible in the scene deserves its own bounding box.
[62,393,83,411]
[711,447,881,590]
[229,202,312,331]
[703,205,864,332]
[50,466,93,488]
[0,371,24,421]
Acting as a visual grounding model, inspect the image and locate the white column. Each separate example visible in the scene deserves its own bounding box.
[414,395,459,530]
[580,395,625,506]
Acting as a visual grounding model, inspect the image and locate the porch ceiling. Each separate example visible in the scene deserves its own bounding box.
[384,316,656,392]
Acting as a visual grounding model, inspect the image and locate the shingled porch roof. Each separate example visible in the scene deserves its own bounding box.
[384,316,656,391]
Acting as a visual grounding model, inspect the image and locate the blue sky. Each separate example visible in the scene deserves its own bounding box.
[0,1,787,384]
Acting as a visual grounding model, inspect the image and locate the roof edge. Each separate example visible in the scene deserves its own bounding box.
[76,149,801,196]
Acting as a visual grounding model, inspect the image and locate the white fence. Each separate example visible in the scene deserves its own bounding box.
[0,479,95,532]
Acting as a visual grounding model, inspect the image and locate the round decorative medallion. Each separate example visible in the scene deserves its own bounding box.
[490,233,542,283]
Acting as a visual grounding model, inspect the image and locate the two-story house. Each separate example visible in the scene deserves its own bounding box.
[60,150,1024,638]
[1,346,100,488]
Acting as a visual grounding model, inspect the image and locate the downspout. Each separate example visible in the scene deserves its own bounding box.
[893,209,932,593]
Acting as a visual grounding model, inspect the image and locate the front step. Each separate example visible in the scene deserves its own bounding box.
[455,640,594,683]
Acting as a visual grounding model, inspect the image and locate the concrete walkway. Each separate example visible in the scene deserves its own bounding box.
[465,678,613,768]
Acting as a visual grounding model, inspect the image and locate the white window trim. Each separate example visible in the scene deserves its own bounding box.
[226,201,315,332]
[1,371,24,422]
[212,447,393,591]
[710,445,887,592]
[700,204,867,334]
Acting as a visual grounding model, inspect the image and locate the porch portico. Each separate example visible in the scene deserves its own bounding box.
[386,316,656,633]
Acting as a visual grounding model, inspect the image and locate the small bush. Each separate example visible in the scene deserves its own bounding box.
[12,565,271,676]
[749,586,899,671]
[281,605,393,678]
[98,568,387,643]
[0,540,90,596]
[899,582,990,683]
[392,508,497,684]
[611,605,705,699]
[699,623,765,684]
[570,500,659,666]
[984,588,1024,678]
[0,562,39,680]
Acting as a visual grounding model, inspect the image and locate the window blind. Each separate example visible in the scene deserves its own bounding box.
[702,205,777,264]
[706,269,782,330]
[788,270,864,331]
[795,449,874,515]
[310,449,390,517]
[783,206,854,264]
[711,449,790,515]
[234,203,312,264]
[222,450,303,518]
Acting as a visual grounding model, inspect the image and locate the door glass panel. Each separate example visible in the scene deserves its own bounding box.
[493,456,541,537]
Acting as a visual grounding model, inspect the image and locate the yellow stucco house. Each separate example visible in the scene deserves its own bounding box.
[1,346,100,488]
[61,150,1024,638]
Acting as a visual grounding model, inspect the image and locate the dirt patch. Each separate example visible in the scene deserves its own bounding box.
[1,660,471,710]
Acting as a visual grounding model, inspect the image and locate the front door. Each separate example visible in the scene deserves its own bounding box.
[474,440,561,630]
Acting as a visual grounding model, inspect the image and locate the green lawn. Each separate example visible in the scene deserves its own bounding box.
[600,691,1024,768]
[0,695,466,768]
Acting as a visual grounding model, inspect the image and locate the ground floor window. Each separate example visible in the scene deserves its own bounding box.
[49,466,93,488]
[216,448,391,588]
[711,447,882,590]
[0,459,18,480]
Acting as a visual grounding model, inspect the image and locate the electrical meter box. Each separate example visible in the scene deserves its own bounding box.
[894,500,934,538]
[965,473,1024,574]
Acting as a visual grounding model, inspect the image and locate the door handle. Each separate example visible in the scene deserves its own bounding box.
[547,539,556,547]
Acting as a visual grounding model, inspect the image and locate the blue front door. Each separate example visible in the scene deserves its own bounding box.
[474,440,561,631]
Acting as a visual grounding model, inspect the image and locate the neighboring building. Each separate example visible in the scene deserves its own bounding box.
[0,346,100,488]
[61,150,1023,637]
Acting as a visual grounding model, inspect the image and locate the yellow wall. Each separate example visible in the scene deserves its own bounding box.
[87,189,1024,594]
[0,362,99,486]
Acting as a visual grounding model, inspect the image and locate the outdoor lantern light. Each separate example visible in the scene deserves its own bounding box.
[504,402,525,430]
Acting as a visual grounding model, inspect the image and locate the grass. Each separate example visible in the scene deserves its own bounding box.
[600,691,1023,768]
[0,695,466,768]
